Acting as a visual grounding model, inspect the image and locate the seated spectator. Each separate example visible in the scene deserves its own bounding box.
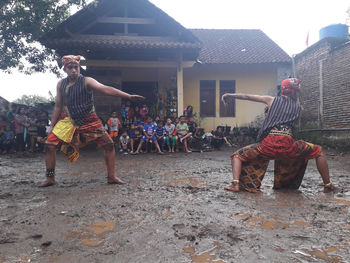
[187,117,199,137]
[176,116,191,153]
[123,118,131,132]
[129,124,142,153]
[155,120,166,151]
[164,118,176,153]
[134,116,163,154]
[174,117,180,126]
[119,130,130,154]
[133,116,144,130]
[139,104,149,121]
[107,112,121,145]
[212,127,231,149]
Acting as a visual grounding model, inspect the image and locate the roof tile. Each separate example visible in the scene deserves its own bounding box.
[190,29,291,64]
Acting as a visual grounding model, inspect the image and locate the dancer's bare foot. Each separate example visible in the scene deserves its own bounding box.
[323,183,338,193]
[41,177,56,187]
[107,176,125,184]
[224,183,240,192]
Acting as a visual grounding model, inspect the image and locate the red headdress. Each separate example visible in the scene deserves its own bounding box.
[61,55,81,68]
[281,78,301,96]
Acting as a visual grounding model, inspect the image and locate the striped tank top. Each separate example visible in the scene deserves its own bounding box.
[256,96,301,142]
[60,74,94,126]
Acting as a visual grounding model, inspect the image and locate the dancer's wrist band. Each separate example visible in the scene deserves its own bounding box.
[324,182,332,188]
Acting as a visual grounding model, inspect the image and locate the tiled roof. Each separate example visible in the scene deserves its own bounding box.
[44,36,201,50]
[190,29,291,64]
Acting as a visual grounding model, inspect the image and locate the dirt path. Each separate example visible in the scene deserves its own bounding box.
[0,149,350,263]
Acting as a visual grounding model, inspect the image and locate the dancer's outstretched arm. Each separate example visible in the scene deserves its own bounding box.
[222,93,274,107]
[86,77,144,101]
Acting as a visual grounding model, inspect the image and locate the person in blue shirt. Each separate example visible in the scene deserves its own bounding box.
[134,116,163,154]
[133,116,144,130]
[155,120,166,151]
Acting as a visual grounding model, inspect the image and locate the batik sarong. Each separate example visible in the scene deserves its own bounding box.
[231,134,322,192]
[46,112,113,163]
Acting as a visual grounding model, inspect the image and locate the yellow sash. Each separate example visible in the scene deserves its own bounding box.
[52,117,76,143]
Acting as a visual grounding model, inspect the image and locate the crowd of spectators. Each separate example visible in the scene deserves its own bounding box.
[0,102,50,155]
[102,103,233,155]
[0,100,232,156]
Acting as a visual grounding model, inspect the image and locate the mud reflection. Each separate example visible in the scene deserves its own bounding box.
[184,242,226,263]
[295,244,350,263]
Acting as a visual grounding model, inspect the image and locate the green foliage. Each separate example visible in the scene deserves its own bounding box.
[295,131,350,152]
[0,0,89,74]
[13,94,51,106]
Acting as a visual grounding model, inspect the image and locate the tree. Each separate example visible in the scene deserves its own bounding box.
[13,94,53,106]
[0,0,90,74]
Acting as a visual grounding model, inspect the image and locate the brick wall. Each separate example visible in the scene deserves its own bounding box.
[295,38,350,128]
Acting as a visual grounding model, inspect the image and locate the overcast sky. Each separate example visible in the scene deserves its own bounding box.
[1,0,349,102]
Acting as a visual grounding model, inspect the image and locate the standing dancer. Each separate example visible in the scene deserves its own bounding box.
[42,55,144,187]
[222,78,336,193]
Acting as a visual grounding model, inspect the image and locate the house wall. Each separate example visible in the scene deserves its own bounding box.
[295,40,350,128]
[183,64,278,131]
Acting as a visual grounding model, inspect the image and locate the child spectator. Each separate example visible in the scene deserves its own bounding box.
[0,127,5,154]
[187,117,199,137]
[119,130,130,154]
[174,117,180,126]
[212,126,231,149]
[3,125,15,153]
[133,116,144,130]
[129,124,142,153]
[164,118,176,153]
[14,107,29,155]
[107,112,121,145]
[134,116,163,154]
[176,116,191,153]
[127,101,135,121]
[36,118,47,152]
[139,104,149,121]
[27,112,38,152]
[155,120,166,151]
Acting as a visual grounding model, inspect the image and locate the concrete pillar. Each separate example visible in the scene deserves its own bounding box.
[177,53,184,116]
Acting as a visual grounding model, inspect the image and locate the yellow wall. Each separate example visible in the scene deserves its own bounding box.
[183,64,277,131]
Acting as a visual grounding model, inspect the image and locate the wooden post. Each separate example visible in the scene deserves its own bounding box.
[177,52,184,116]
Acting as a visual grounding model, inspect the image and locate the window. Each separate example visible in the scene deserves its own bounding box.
[220,80,236,117]
[200,80,216,117]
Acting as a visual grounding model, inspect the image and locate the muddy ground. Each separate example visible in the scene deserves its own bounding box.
[0,147,350,263]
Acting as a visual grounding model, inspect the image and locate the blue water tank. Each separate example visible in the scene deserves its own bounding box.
[319,24,349,40]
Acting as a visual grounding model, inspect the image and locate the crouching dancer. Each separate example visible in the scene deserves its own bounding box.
[42,55,144,187]
[222,78,336,193]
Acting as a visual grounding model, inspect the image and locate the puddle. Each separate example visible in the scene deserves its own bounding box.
[293,220,310,227]
[67,220,116,247]
[86,221,116,235]
[184,242,226,263]
[81,238,102,247]
[294,245,350,263]
[160,177,208,187]
[329,198,350,206]
[160,172,179,177]
[235,214,310,230]
[164,211,174,217]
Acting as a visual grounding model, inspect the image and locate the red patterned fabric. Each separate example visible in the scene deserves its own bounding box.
[231,134,322,192]
[62,55,81,67]
[46,112,113,163]
[281,78,301,96]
